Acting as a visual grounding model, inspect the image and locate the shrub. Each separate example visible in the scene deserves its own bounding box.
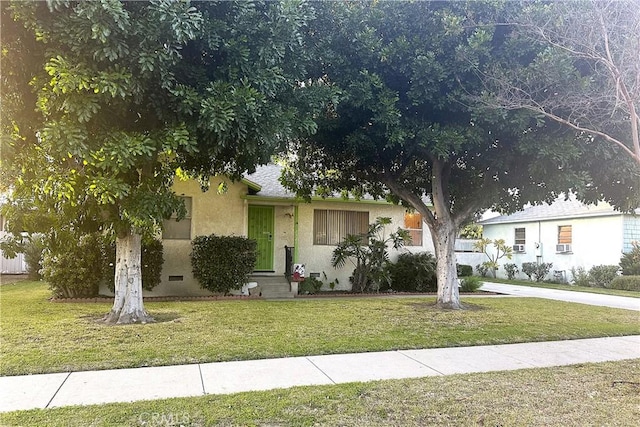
[23,234,46,280]
[460,276,482,293]
[503,263,519,280]
[609,275,640,291]
[386,252,437,292]
[191,234,257,294]
[42,233,104,298]
[588,265,620,288]
[475,263,489,277]
[456,264,473,277]
[521,262,553,282]
[299,277,323,294]
[619,242,640,275]
[570,266,591,287]
[521,262,536,280]
[104,238,164,292]
[533,262,553,282]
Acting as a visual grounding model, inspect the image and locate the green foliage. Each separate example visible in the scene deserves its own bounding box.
[521,262,536,281]
[331,217,408,293]
[459,224,483,240]
[608,276,640,291]
[476,263,490,278]
[299,277,323,295]
[503,263,519,280]
[570,266,591,287]
[619,242,640,275]
[22,235,46,280]
[474,238,513,278]
[386,252,437,292]
[456,264,473,277]
[588,265,620,288]
[190,235,257,294]
[41,234,105,298]
[460,276,482,293]
[522,262,553,282]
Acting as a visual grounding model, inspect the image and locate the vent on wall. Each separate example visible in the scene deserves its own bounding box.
[512,244,525,253]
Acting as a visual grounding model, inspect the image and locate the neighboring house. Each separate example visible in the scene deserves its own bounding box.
[480,196,640,282]
[0,214,28,275]
[119,164,482,297]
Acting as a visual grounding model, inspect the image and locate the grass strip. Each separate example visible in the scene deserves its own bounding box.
[2,359,639,426]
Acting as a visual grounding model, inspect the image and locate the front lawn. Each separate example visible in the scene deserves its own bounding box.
[1,281,639,376]
[2,359,638,426]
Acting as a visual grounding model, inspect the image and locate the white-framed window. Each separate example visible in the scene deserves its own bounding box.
[162,196,192,240]
[313,209,369,245]
[514,227,526,246]
[403,211,423,246]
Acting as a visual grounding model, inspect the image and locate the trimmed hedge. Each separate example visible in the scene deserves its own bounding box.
[191,234,257,294]
[456,264,473,277]
[609,276,640,291]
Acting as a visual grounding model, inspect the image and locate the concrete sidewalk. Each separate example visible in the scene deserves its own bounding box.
[480,282,640,311]
[1,335,639,412]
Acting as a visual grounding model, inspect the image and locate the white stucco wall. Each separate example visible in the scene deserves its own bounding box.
[482,214,625,282]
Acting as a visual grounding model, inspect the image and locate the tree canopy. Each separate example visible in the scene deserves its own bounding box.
[1,0,325,323]
[281,1,639,308]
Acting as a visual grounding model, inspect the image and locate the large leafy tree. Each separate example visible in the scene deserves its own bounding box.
[1,0,323,323]
[282,1,638,309]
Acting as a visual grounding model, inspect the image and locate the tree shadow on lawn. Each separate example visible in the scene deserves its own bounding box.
[80,311,183,325]
[409,301,487,311]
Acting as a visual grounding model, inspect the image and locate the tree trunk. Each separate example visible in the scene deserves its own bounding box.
[103,231,154,324]
[431,220,462,309]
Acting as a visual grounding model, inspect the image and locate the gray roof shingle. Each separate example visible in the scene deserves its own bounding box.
[480,196,625,225]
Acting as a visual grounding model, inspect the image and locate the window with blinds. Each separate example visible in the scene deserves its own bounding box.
[162,196,192,240]
[514,228,526,245]
[313,209,369,245]
[558,225,572,244]
[403,212,423,246]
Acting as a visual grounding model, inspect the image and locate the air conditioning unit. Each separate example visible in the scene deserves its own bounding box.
[556,244,572,253]
[512,244,525,252]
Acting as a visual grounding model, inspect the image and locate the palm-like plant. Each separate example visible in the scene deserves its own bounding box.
[331,217,409,292]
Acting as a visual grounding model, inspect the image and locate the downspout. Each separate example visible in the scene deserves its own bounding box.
[293,204,299,263]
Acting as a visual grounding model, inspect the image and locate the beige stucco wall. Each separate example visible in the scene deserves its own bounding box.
[482,215,624,282]
[148,176,249,296]
[296,200,433,291]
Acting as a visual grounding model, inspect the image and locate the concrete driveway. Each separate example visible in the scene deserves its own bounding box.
[480,282,640,311]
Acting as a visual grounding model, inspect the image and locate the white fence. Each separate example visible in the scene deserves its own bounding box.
[1,251,27,274]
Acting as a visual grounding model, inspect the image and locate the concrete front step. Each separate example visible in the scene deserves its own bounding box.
[250,275,295,299]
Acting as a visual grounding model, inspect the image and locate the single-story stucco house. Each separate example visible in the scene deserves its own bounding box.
[480,196,640,282]
[122,164,483,298]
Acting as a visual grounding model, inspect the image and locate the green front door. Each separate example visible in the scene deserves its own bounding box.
[248,205,275,271]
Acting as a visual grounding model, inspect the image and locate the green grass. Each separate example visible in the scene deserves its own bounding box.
[482,276,640,298]
[2,359,639,426]
[2,281,639,376]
